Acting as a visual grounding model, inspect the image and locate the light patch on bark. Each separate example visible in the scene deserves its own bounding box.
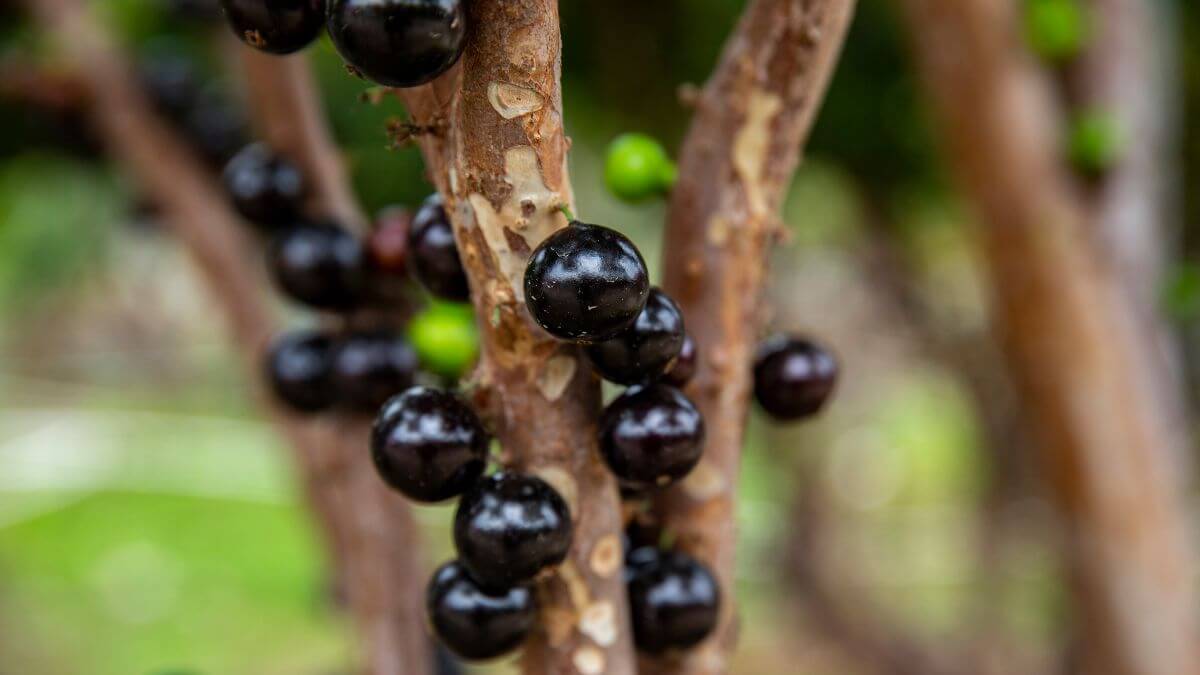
[707,214,732,246]
[573,646,606,675]
[466,145,568,301]
[537,353,578,401]
[682,460,727,501]
[589,534,622,578]
[557,559,592,610]
[732,88,783,219]
[579,601,618,646]
[534,465,578,517]
[488,82,546,119]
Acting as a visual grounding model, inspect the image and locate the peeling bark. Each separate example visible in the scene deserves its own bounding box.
[649,1,857,673]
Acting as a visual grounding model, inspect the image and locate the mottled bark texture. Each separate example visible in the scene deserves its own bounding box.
[649,1,857,673]
[895,1,1199,675]
[399,3,638,674]
[26,3,430,673]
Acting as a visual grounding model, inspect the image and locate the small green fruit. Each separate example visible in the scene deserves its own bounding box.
[604,133,676,203]
[409,302,480,379]
[1067,110,1123,176]
[1025,0,1088,62]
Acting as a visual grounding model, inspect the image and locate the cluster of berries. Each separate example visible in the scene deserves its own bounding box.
[219,0,466,88]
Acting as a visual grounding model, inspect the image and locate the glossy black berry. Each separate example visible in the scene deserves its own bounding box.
[625,547,720,654]
[663,333,697,387]
[268,222,368,310]
[140,53,201,122]
[265,330,333,412]
[454,472,572,591]
[371,386,488,502]
[586,288,684,385]
[599,384,705,489]
[219,0,325,54]
[426,560,535,661]
[524,221,649,343]
[753,335,838,421]
[183,91,248,166]
[327,0,466,88]
[223,143,305,227]
[409,194,470,301]
[330,331,419,411]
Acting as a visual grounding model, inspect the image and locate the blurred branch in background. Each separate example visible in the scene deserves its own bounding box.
[894,1,1199,675]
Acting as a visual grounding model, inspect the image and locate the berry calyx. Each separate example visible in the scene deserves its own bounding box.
[223,143,305,228]
[752,335,838,421]
[625,547,720,654]
[409,302,479,379]
[586,287,685,385]
[327,0,467,88]
[604,133,676,203]
[454,472,573,591]
[371,386,488,502]
[265,330,333,412]
[330,330,419,411]
[426,560,535,661]
[409,193,471,302]
[219,0,325,55]
[524,221,650,343]
[663,333,698,387]
[599,384,705,488]
[268,222,368,311]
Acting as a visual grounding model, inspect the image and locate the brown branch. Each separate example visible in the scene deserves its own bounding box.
[894,2,1199,675]
[649,1,857,672]
[23,3,430,674]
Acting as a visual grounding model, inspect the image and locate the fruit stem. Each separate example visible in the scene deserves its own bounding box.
[556,203,576,221]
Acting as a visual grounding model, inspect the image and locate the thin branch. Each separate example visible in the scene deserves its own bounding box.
[648,1,857,672]
[894,1,1199,674]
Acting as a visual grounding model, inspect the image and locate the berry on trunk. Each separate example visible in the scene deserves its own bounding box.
[223,143,305,228]
[524,221,649,343]
[625,547,720,654]
[371,386,488,502]
[408,194,471,302]
[265,330,333,412]
[219,0,325,55]
[426,560,535,661]
[327,0,467,88]
[752,335,838,421]
[408,302,479,379]
[599,384,705,489]
[330,330,419,411]
[454,472,573,591]
[268,222,368,311]
[663,332,698,387]
[586,287,685,385]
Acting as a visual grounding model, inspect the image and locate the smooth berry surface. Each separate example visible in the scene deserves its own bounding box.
[327,0,467,88]
[454,472,572,591]
[139,53,201,122]
[184,91,248,167]
[268,222,367,311]
[662,333,698,387]
[219,0,325,54]
[599,384,705,489]
[266,330,333,412]
[371,386,488,502]
[426,560,535,661]
[408,302,479,379]
[586,287,685,385]
[330,330,419,411]
[223,143,305,227]
[625,547,720,654]
[409,194,470,301]
[604,133,676,203]
[752,335,838,421]
[524,221,649,343]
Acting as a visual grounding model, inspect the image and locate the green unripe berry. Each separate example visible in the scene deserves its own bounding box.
[604,133,676,203]
[1067,110,1123,176]
[1025,0,1088,62]
[409,302,480,379]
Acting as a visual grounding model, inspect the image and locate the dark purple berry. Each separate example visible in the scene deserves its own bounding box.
[183,91,248,167]
[265,330,334,412]
[753,335,838,421]
[219,0,325,55]
[409,194,470,301]
[586,288,684,385]
[625,547,720,654]
[599,384,704,489]
[371,386,488,502]
[426,560,535,661]
[454,472,572,591]
[140,53,201,122]
[223,143,305,228]
[524,221,649,343]
[330,330,419,411]
[268,222,368,310]
[663,333,697,387]
[327,0,466,88]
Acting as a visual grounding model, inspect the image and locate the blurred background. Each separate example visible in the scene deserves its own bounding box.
[0,0,1196,673]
